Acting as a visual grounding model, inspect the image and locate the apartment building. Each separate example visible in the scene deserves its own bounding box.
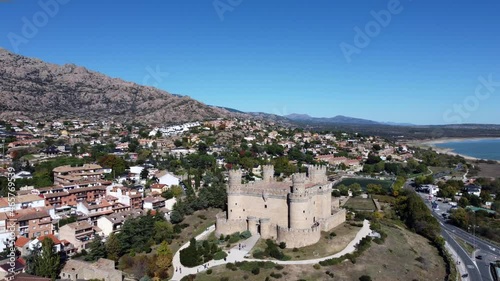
[43,186,107,208]
[53,164,105,185]
[76,200,114,226]
[9,208,53,239]
[59,221,96,251]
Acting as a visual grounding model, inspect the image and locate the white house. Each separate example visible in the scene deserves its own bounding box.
[0,194,45,213]
[157,171,180,186]
[28,234,63,253]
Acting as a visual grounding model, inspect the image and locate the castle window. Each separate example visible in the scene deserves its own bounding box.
[235,203,237,205]
[243,209,245,212]
[303,210,305,213]
[230,210,232,212]
[265,205,267,209]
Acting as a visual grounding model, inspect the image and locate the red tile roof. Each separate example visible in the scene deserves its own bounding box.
[37,234,61,245]
[15,237,30,247]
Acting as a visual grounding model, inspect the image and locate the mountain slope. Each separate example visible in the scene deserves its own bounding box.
[285,113,380,125]
[0,48,242,124]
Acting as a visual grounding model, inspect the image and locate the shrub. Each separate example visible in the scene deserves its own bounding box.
[243,275,249,280]
[329,232,337,238]
[207,269,213,275]
[251,268,260,275]
[270,272,283,279]
[269,248,284,260]
[278,242,286,249]
[198,214,207,220]
[220,278,229,281]
[275,265,284,270]
[228,235,240,244]
[214,251,228,260]
[313,264,321,270]
[226,263,236,270]
[253,250,265,259]
[359,276,372,281]
[292,248,299,252]
[240,230,252,239]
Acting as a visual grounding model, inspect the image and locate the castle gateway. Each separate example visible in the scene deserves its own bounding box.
[216,165,346,248]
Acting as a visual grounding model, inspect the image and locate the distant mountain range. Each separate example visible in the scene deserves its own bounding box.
[284,113,414,126]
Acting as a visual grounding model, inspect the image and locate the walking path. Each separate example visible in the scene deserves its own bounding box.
[171,220,371,281]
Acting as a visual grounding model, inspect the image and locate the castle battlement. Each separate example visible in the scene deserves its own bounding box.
[228,185,290,197]
[277,224,321,234]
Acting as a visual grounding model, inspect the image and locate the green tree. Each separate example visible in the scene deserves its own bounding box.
[154,221,174,244]
[458,197,470,208]
[26,238,61,280]
[98,154,128,178]
[174,139,183,147]
[155,241,173,279]
[449,208,469,228]
[106,233,122,262]
[86,234,107,261]
[140,168,149,180]
[349,183,362,197]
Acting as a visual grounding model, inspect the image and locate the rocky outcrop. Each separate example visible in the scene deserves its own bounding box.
[0,48,242,124]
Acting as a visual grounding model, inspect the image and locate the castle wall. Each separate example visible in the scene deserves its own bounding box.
[277,225,321,248]
[319,209,347,232]
[215,212,247,236]
[227,193,289,228]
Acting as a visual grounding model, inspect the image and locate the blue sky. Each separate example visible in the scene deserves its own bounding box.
[1,0,500,125]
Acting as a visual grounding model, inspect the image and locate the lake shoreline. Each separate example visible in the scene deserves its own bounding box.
[410,137,500,163]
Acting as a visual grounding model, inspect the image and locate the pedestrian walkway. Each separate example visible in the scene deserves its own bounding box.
[171,220,371,280]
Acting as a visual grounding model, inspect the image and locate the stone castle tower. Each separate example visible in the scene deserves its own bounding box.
[216,165,346,248]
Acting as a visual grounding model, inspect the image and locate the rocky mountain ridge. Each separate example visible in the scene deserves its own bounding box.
[0,48,243,125]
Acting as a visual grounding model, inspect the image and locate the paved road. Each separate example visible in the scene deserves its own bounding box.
[441,228,482,281]
[413,188,498,281]
[427,197,498,281]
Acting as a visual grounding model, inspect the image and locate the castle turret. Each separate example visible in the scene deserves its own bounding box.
[228,169,242,190]
[308,165,327,184]
[292,173,306,194]
[262,165,274,183]
[227,169,242,220]
[289,173,310,229]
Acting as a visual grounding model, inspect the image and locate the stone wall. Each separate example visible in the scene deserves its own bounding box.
[215,212,247,236]
[319,209,347,232]
[277,225,321,248]
[227,194,289,227]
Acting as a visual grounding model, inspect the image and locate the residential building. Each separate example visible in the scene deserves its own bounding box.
[60,258,122,281]
[59,221,96,251]
[76,200,114,226]
[0,194,45,213]
[52,164,105,185]
[143,196,166,210]
[10,208,53,239]
[97,209,146,237]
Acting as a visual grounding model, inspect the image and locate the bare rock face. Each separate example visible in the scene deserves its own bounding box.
[0,48,241,124]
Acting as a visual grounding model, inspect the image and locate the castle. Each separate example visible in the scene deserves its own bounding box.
[216,165,346,248]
